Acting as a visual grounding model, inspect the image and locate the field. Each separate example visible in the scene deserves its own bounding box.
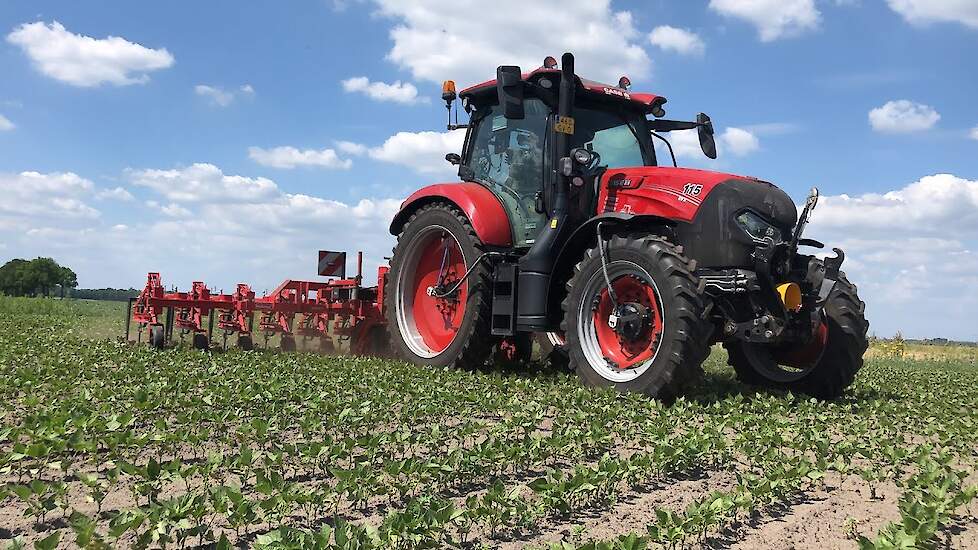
[1,297,976,549]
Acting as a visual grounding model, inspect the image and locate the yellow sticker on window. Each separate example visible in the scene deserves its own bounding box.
[550,218,558,228]
[554,116,575,134]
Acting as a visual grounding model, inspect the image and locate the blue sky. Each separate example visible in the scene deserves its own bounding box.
[1,0,977,339]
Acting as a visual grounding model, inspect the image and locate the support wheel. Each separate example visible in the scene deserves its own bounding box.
[562,235,709,400]
[192,333,209,351]
[726,273,868,399]
[385,202,495,369]
[237,334,254,351]
[280,335,297,353]
[149,324,165,349]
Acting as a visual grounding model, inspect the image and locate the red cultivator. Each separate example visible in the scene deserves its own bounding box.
[127,251,390,354]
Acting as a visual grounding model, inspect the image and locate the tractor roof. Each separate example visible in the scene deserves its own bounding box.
[459,67,667,115]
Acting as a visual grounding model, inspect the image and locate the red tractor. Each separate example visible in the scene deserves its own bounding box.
[384,53,868,400]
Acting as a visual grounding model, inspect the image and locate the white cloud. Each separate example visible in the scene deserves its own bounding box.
[709,0,820,41]
[886,0,978,28]
[969,126,978,140]
[341,76,426,104]
[96,186,134,201]
[336,140,369,156]
[719,127,760,156]
[128,163,279,202]
[0,171,99,219]
[0,114,14,131]
[373,0,651,86]
[367,130,466,175]
[668,126,760,159]
[807,174,978,338]
[0,164,404,295]
[6,21,174,87]
[648,26,705,56]
[248,146,354,170]
[868,100,940,134]
[195,84,253,107]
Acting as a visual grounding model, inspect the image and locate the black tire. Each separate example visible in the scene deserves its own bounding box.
[536,332,570,372]
[149,324,165,349]
[319,337,336,354]
[192,332,209,351]
[726,273,869,399]
[385,202,495,369]
[562,235,710,400]
[237,334,254,351]
[280,335,297,353]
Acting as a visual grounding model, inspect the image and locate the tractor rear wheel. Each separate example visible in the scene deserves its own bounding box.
[725,273,868,399]
[385,202,494,369]
[562,235,709,400]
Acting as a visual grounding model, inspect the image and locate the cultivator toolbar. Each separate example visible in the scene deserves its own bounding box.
[126,251,390,355]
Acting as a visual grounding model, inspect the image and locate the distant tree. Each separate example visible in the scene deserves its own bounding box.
[72,288,139,301]
[0,257,79,297]
[0,259,30,296]
[58,266,78,297]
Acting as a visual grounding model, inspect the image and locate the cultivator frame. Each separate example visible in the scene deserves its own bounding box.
[127,251,389,354]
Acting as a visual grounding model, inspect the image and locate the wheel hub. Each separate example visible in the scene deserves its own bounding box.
[609,302,651,341]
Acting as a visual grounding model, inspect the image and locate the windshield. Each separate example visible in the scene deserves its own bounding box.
[572,107,652,167]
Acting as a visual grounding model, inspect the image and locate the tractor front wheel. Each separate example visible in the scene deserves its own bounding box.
[726,273,868,399]
[385,202,494,369]
[562,235,709,400]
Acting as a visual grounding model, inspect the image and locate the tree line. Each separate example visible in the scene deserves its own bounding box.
[0,257,77,297]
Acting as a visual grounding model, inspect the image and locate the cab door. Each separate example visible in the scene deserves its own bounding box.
[464,99,550,247]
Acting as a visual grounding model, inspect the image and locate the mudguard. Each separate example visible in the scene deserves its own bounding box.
[389,183,513,247]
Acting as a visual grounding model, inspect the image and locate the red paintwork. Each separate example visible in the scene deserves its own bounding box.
[459,67,665,115]
[395,182,512,246]
[596,167,757,221]
[593,276,663,369]
[409,231,468,354]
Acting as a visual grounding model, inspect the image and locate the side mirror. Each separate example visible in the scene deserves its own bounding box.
[697,112,717,159]
[496,65,524,119]
[445,153,461,166]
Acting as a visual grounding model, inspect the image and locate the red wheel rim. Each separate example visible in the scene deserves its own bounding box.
[407,230,467,354]
[591,275,663,369]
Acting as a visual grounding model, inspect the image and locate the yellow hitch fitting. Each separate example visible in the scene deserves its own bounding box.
[777,282,802,312]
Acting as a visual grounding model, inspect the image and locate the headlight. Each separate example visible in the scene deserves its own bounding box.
[736,210,782,242]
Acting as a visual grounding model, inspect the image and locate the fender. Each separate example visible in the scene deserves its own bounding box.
[389,183,513,247]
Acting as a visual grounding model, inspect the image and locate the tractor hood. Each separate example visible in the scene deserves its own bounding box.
[599,166,797,228]
[597,166,798,268]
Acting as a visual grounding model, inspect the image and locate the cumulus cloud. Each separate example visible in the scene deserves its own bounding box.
[886,0,978,28]
[95,186,134,201]
[668,126,760,159]
[365,130,466,175]
[868,100,940,134]
[248,146,354,170]
[341,77,426,104]
[195,84,254,107]
[969,126,978,140]
[128,163,279,202]
[648,26,706,56]
[0,171,99,219]
[709,0,820,41]
[807,174,978,338]
[372,0,651,86]
[0,114,14,131]
[6,21,174,87]
[0,164,403,293]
